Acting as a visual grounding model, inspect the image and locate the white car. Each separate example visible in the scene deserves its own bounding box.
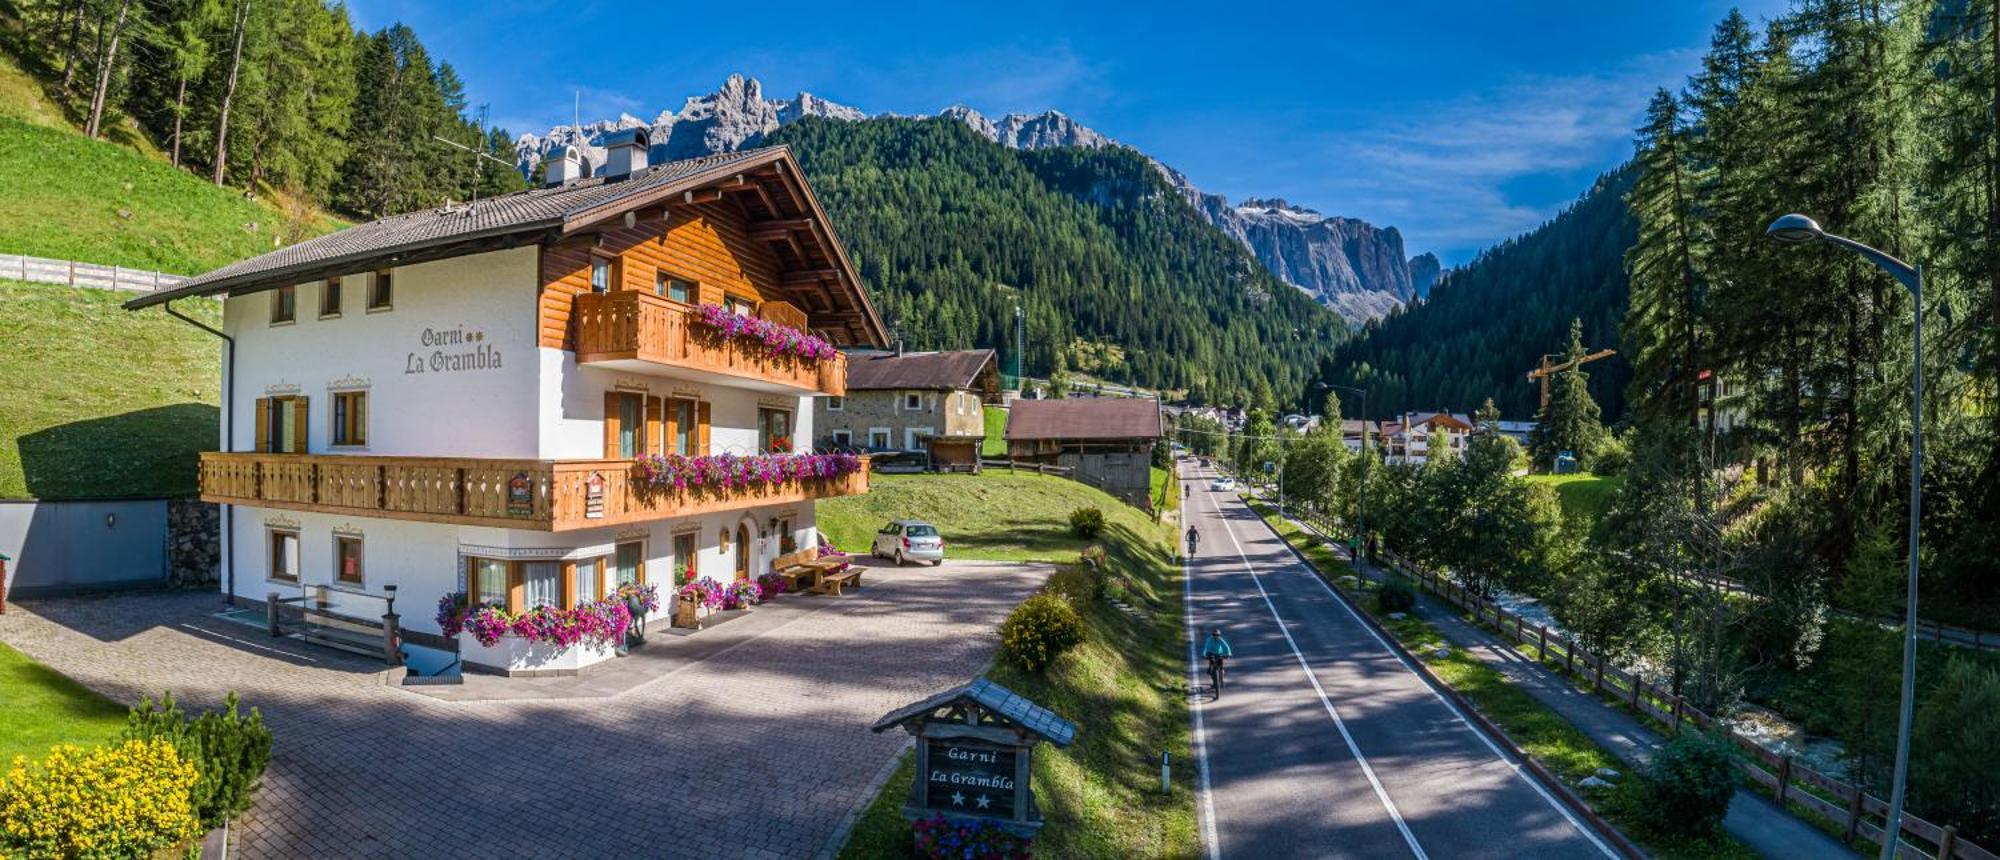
[1212,478,1237,492]
[872,520,945,565]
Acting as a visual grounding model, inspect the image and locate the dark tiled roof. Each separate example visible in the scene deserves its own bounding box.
[871,676,1078,747]
[125,147,779,309]
[1004,398,1162,441]
[845,349,997,390]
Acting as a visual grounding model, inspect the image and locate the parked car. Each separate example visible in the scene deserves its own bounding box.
[872,520,945,565]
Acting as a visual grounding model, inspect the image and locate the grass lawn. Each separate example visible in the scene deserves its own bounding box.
[819,471,1151,562]
[982,405,1008,457]
[1245,500,1756,860]
[1525,473,1623,525]
[838,471,1196,858]
[1150,465,1178,515]
[0,641,127,765]
[0,282,220,499]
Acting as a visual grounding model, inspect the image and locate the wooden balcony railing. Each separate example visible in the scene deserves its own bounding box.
[201,452,870,531]
[572,292,847,396]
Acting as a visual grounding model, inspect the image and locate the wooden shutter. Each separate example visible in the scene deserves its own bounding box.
[254,398,271,452]
[603,392,621,459]
[664,399,681,455]
[291,396,309,453]
[645,396,663,456]
[696,401,712,455]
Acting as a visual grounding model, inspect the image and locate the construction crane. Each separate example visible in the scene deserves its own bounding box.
[1526,348,1616,409]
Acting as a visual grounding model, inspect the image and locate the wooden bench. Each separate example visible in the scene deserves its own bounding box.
[814,563,862,597]
[771,547,824,592]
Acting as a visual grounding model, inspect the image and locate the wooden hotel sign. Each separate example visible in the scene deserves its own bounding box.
[872,676,1077,836]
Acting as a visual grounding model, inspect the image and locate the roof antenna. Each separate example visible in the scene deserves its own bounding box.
[432,104,512,212]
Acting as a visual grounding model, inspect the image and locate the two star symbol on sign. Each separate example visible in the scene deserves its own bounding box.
[948,792,994,810]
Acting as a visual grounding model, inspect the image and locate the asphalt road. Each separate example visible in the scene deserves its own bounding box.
[1180,462,1615,860]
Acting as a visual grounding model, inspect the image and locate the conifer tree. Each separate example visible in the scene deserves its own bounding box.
[1530,319,1608,470]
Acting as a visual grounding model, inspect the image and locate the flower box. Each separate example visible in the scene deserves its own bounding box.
[458,632,616,674]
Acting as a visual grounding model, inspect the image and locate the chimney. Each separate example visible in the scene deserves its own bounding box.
[544,145,589,187]
[602,127,650,179]
[894,339,904,357]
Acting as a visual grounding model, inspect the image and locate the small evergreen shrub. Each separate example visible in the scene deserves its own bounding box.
[0,738,201,858]
[1068,507,1105,538]
[999,593,1086,672]
[1639,730,1737,837]
[123,692,273,828]
[1375,578,1417,613]
[1046,559,1105,604]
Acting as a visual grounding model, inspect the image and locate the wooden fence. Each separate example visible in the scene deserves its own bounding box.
[978,459,1075,476]
[1,253,188,293]
[1367,543,1995,860]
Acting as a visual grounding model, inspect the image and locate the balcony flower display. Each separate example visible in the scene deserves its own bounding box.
[634,451,862,492]
[437,592,632,649]
[692,303,838,363]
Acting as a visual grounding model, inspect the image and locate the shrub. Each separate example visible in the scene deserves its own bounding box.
[1639,730,1737,837]
[0,738,201,858]
[912,814,1031,859]
[122,692,273,828]
[1068,506,1105,538]
[1590,434,1630,476]
[1375,578,1417,614]
[1046,562,1104,604]
[999,593,1086,672]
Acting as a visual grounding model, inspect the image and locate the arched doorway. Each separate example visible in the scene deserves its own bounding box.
[734,525,751,581]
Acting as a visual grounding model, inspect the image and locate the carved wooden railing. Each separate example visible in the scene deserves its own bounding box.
[573,292,847,396]
[200,452,869,531]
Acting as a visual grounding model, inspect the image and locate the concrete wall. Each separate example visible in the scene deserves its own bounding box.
[0,499,167,596]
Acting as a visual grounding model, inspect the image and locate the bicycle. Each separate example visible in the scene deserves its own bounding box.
[1207,654,1226,696]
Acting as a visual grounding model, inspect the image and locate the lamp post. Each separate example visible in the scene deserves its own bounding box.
[1766,213,1922,860]
[1326,384,1370,549]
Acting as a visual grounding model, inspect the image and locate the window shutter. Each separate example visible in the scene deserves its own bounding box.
[254,398,271,452]
[696,401,711,455]
[664,399,681,455]
[291,396,309,453]
[603,392,621,459]
[645,396,663,456]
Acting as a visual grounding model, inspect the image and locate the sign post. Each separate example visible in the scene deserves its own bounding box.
[872,676,1078,839]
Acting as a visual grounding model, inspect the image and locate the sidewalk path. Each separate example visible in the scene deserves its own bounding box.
[1302,519,1859,860]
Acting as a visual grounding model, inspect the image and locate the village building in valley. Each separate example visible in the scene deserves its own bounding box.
[815,348,1000,470]
[1003,398,1163,508]
[126,137,887,675]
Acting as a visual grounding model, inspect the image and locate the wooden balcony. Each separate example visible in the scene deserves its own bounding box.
[200,452,870,531]
[572,292,847,396]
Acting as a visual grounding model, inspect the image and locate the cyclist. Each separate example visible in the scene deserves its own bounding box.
[1201,628,1232,695]
[1185,525,1200,557]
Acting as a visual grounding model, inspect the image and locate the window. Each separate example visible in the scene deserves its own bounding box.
[904,393,923,411]
[615,542,643,588]
[830,429,852,447]
[268,529,299,582]
[471,558,509,608]
[331,391,367,447]
[656,272,693,304]
[334,535,363,586]
[256,395,307,453]
[271,286,296,324]
[905,427,933,451]
[573,558,603,606]
[758,408,792,454]
[868,428,891,450]
[724,293,754,316]
[523,561,561,609]
[367,270,393,311]
[825,396,843,411]
[320,278,342,318]
[606,391,644,458]
[671,398,697,456]
[671,532,698,586]
[584,256,616,294]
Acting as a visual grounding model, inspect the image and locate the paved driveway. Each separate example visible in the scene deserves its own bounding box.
[0,558,1048,859]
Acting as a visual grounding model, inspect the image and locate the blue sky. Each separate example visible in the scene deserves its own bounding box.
[349,1,1791,265]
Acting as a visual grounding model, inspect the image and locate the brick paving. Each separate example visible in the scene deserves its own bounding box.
[0,558,1048,858]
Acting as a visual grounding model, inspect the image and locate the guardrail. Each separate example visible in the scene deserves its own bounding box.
[1368,545,1994,860]
[1,253,189,293]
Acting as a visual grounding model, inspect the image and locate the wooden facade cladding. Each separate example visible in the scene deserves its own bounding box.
[201,452,870,532]
[572,290,848,395]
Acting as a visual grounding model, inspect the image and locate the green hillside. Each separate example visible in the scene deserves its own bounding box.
[819,471,1151,562]
[1320,165,1636,421]
[0,281,219,499]
[770,116,1344,408]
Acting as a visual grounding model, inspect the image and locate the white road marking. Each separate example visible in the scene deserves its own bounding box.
[1181,469,1224,860]
[1201,480,1430,860]
[1251,499,1619,859]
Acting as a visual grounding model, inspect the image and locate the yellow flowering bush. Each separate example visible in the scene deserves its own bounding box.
[1,739,201,859]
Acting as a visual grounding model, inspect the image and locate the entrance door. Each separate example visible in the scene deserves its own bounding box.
[734,525,751,581]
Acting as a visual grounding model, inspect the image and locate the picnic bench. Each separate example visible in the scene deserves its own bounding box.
[771,544,864,596]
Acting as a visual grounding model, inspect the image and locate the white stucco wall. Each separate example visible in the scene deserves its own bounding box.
[222,246,542,458]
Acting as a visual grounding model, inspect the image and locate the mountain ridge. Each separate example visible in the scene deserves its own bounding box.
[513,74,1434,320]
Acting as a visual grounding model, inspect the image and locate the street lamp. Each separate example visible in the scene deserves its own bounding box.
[1766,213,1923,860]
[1326,383,1371,554]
